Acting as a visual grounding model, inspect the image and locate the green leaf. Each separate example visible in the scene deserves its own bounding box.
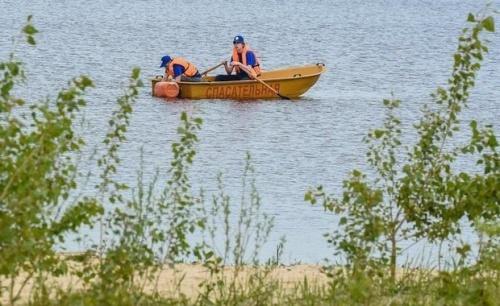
[304,191,313,202]
[467,13,475,22]
[2,81,14,96]
[374,129,384,139]
[339,217,347,225]
[81,76,94,88]
[482,16,495,32]
[132,67,141,80]
[487,135,497,147]
[27,36,36,45]
[7,62,20,76]
[23,24,38,35]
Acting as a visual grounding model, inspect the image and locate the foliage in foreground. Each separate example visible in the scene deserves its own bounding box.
[306,11,498,282]
[0,12,498,306]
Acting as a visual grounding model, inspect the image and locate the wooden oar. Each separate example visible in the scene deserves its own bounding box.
[254,76,290,100]
[237,64,290,100]
[200,61,225,76]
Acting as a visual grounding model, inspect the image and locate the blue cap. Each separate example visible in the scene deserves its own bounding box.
[160,55,172,68]
[233,35,244,44]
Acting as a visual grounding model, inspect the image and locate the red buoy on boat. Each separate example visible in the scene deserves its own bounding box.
[154,81,179,98]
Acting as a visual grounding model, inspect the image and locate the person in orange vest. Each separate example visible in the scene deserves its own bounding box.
[160,55,202,82]
[215,35,262,81]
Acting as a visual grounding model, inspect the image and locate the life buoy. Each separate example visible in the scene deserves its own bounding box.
[154,81,179,98]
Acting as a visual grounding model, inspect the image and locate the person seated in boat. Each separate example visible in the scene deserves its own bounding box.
[160,55,202,82]
[215,35,262,81]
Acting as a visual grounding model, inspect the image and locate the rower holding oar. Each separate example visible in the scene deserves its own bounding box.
[160,55,202,82]
[215,35,262,81]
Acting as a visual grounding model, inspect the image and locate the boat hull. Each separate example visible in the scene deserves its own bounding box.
[152,63,326,100]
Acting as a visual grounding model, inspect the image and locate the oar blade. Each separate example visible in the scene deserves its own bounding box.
[278,93,290,100]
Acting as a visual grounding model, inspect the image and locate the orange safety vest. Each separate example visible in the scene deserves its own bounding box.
[167,57,199,78]
[232,45,261,77]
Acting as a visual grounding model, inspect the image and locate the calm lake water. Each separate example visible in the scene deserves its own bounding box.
[1,0,499,263]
